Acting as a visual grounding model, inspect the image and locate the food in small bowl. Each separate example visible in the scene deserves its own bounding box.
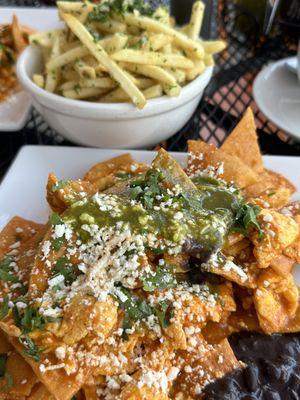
[17,0,225,147]
[0,15,33,102]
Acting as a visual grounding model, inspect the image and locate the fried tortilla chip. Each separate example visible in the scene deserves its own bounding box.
[172,335,244,398]
[84,154,147,192]
[11,15,27,53]
[47,173,98,213]
[283,215,300,263]
[251,210,299,269]
[221,107,264,172]
[0,217,44,259]
[187,140,259,188]
[202,306,261,344]
[254,269,299,334]
[245,169,295,208]
[27,383,55,400]
[153,148,197,192]
[5,336,86,400]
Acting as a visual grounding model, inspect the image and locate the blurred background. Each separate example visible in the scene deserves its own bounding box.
[0,0,300,179]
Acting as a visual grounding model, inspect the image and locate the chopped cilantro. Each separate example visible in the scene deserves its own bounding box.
[12,304,46,334]
[0,296,9,320]
[51,180,69,193]
[233,203,262,237]
[129,169,165,209]
[142,267,176,292]
[18,284,28,296]
[0,257,19,283]
[19,335,44,362]
[49,213,63,226]
[115,286,173,338]
[115,287,153,339]
[154,300,173,329]
[53,257,78,285]
[129,185,143,200]
[0,354,7,378]
[49,213,65,250]
[51,237,64,252]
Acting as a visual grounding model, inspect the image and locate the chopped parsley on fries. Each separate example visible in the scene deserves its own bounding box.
[30,0,226,108]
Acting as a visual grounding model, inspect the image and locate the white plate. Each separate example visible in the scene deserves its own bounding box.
[286,56,298,75]
[0,7,61,132]
[0,146,299,283]
[1,145,299,225]
[253,57,300,141]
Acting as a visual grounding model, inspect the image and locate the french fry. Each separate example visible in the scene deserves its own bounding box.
[153,7,170,25]
[101,33,128,54]
[45,33,61,92]
[166,68,186,84]
[186,59,206,81]
[135,78,156,90]
[145,33,173,51]
[30,29,65,48]
[61,13,146,108]
[162,82,181,97]
[62,86,108,99]
[203,53,214,66]
[112,49,194,69]
[122,63,177,86]
[162,43,172,54]
[46,45,89,71]
[92,20,126,34]
[201,40,226,54]
[60,77,116,91]
[62,68,79,81]
[100,83,162,103]
[188,1,205,40]
[62,40,82,52]
[74,58,96,79]
[124,13,205,59]
[143,84,163,99]
[33,74,45,88]
[179,24,191,35]
[32,0,222,107]
[57,1,94,13]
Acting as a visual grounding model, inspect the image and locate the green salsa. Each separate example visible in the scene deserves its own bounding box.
[62,169,242,257]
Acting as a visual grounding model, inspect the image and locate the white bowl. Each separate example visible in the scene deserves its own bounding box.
[17,46,213,148]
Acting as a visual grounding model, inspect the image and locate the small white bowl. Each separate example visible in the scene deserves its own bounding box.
[17,46,213,148]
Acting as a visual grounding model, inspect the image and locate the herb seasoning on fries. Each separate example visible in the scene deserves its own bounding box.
[0,108,300,399]
[30,0,225,109]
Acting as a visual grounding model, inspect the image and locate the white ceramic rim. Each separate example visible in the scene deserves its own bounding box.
[253,57,300,141]
[17,45,213,120]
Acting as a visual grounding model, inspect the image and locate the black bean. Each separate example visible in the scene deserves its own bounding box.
[263,389,281,400]
[244,365,259,392]
[287,388,300,400]
[289,372,300,391]
[264,361,281,381]
[203,332,300,400]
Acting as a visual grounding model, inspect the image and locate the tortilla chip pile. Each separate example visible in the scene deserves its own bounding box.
[0,108,299,400]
